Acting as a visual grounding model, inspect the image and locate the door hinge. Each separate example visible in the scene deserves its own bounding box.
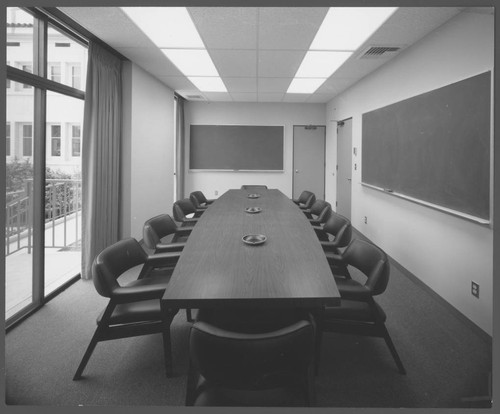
[336,165,339,171]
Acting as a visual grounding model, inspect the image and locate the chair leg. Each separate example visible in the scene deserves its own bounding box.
[73,329,100,380]
[380,324,406,375]
[305,363,316,406]
[161,307,179,378]
[185,357,198,406]
[312,309,324,375]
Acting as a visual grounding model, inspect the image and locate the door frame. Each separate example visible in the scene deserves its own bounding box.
[292,124,326,200]
[336,117,353,218]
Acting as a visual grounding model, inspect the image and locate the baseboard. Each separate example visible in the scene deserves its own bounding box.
[352,227,492,346]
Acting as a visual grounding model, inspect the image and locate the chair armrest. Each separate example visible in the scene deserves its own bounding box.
[112,284,166,303]
[147,251,181,266]
[324,250,343,262]
[155,242,186,253]
[206,199,215,204]
[313,226,328,241]
[336,283,371,301]
[138,252,181,278]
[194,210,204,218]
[175,227,193,236]
[303,210,313,219]
[309,219,322,226]
[321,240,341,250]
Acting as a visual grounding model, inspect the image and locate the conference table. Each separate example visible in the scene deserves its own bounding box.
[161,188,340,374]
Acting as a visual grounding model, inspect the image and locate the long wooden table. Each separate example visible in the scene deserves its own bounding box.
[162,189,340,309]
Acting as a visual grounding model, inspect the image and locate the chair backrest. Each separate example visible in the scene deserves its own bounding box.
[241,185,268,190]
[189,317,314,390]
[143,214,178,250]
[309,200,331,220]
[92,238,148,298]
[298,191,316,209]
[322,212,352,247]
[190,191,207,208]
[343,239,390,296]
[173,198,196,222]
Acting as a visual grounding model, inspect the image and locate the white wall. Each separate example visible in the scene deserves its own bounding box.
[326,11,494,334]
[184,102,326,199]
[121,62,176,239]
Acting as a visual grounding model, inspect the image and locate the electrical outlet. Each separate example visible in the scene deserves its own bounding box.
[215,190,218,196]
[471,281,479,298]
[364,216,367,224]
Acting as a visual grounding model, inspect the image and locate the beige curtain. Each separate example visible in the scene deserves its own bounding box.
[81,42,122,279]
[175,95,185,200]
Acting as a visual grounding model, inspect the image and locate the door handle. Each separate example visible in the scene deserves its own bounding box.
[347,178,352,181]
[295,170,299,173]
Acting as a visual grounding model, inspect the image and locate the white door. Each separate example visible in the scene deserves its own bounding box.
[293,125,325,200]
[336,118,352,219]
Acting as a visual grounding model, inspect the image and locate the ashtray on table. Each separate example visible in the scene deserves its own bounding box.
[242,234,267,245]
[245,207,262,214]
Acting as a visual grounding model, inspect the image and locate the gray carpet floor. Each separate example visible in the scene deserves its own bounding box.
[5,250,492,408]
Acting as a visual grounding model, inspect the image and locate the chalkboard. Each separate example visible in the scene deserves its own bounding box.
[189,125,284,170]
[362,71,491,221]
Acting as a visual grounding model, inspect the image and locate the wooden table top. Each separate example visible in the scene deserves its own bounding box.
[162,189,340,309]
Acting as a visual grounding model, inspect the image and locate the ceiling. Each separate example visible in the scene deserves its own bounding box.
[59,6,481,103]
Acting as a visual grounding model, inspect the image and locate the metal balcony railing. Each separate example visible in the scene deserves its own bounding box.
[5,178,82,256]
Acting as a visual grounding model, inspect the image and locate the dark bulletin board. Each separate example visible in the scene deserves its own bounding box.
[189,125,284,170]
[362,71,491,220]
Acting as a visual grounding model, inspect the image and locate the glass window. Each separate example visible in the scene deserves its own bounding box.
[6,8,34,72]
[48,25,87,90]
[68,63,82,89]
[6,80,35,320]
[6,123,11,156]
[22,123,33,157]
[49,63,62,83]
[6,7,88,327]
[45,93,83,296]
[6,61,11,88]
[50,124,61,156]
[71,124,81,157]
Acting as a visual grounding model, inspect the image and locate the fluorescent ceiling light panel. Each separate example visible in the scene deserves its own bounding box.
[295,51,352,78]
[287,78,326,94]
[310,7,398,51]
[121,7,204,48]
[162,49,219,76]
[188,77,227,92]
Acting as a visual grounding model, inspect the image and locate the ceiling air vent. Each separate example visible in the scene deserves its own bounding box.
[185,94,206,101]
[358,45,404,59]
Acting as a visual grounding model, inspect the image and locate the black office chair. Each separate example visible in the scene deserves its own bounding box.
[316,239,406,375]
[292,190,316,210]
[190,191,215,210]
[73,238,180,380]
[173,198,204,227]
[143,214,195,322]
[241,185,268,190]
[314,211,352,278]
[143,213,192,254]
[303,200,332,226]
[185,308,316,406]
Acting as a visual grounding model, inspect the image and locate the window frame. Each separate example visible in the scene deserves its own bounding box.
[5,7,88,330]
